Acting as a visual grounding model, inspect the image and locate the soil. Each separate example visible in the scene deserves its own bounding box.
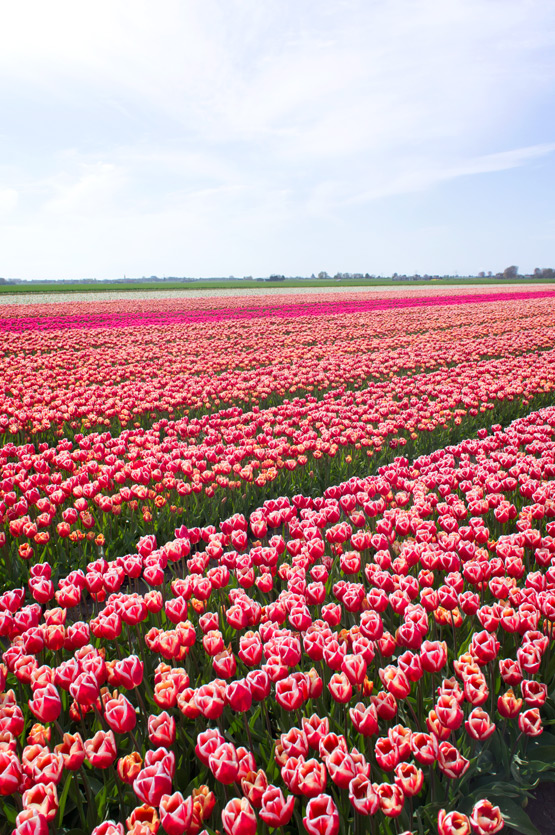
[510,783,555,834]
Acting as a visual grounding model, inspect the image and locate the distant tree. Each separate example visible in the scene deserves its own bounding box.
[534,268,542,276]
[317,271,329,280]
[478,271,485,278]
[503,265,518,279]
[542,267,554,279]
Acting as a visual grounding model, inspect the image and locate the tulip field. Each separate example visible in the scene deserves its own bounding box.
[3,288,555,835]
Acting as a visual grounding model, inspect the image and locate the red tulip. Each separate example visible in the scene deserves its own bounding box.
[221,797,257,835]
[471,631,500,666]
[349,702,378,737]
[465,707,496,741]
[374,737,400,771]
[22,781,58,821]
[438,809,471,835]
[144,747,175,778]
[410,732,438,765]
[348,773,379,815]
[209,742,239,784]
[328,672,353,704]
[117,752,143,784]
[145,713,174,748]
[497,689,522,718]
[435,694,464,730]
[275,676,306,711]
[246,669,271,701]
[259,786,295,827]
[195,681,226,718]
[14,811,49,835]
[303,793,340,835]
[380,665,411,699]
[69,671,100,707]
[295,758,328,797]
[195,729,224,766]
[420,640,448,673]
[91,823,125,835]
[226,679,253,713]
[394,762,424,796]
[519,708,543,737]
[376,782,404,817]
[302,715,330,750]
[437,742,469,779]
[159,792,194,835]
[470,799,504,834]
[521,679,547,707]
[326,748,358,788]
[241,769,269,808]
[0,750,22,795]
[133,763,173,806]
[104,694,137,734]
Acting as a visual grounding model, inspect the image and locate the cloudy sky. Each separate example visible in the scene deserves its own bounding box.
[1,0,554,280]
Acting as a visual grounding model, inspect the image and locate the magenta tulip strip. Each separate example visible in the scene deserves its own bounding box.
[1,289,555,834]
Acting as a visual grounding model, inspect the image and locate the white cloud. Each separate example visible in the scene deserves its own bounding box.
[0,0,554,277]
[345,143,555,204]
[0,188,18,216]
[43,162,124,215]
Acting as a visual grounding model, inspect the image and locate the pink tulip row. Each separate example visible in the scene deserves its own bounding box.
[2,320,555,568]
[2,293,555,440]
[3,401,555,832]
[2,288,554,335]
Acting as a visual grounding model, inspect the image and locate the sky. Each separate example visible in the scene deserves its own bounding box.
[0,0,554,280]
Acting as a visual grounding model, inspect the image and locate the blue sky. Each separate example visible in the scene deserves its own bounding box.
[1,0,554,280]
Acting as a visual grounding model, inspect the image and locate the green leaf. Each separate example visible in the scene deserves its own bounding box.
[248,704,261,730]
[527,744,555,763]
[57,771,74,828]
[494,798,542,835]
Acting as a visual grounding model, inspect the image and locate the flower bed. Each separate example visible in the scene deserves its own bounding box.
[2,403,555,833]
[2,290,555,834]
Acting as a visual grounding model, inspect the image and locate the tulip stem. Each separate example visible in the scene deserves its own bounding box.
[243,711,254,753]
[111,763,127,819]
[404,697,422,732]
[80,765,94,823]
[71,772,88,832]
[262,701,274,738]
[508,731,523,768]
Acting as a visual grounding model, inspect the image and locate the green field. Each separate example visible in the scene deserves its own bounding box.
[1,276,554,294]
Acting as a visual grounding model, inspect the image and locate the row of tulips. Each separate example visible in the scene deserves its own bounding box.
[3,326,555,582]
[3,403,555,832]
[1,294,555,442]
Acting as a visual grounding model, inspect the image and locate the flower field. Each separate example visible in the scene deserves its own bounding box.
[2,289,555,835]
